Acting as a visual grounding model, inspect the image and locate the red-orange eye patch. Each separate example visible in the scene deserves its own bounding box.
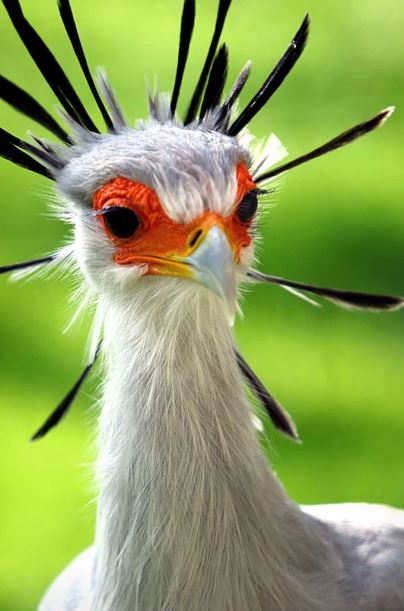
[92,162,257,269]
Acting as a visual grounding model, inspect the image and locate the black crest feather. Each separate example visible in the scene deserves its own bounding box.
[2,0,98,132]
[0,75,69,143]
[214,61,251,130]
[184,0,232,124]
[171,0,196,116]
[248,270,404,312]
[0,128,53,178]
[0,255,55,276]
[228,14,309,136]
[0,127,63,171]
[236,350,299,441]
[31,344,101,441]
[255,107,394,183]
[58,0,112,130]
[200,43,229,119]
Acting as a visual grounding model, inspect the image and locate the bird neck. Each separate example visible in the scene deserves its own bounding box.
[93,279,337,611]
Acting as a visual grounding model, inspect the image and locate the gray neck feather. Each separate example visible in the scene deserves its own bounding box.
[93,278,340,611]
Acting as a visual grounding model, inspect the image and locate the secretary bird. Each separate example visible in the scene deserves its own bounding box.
[1,0,404,609]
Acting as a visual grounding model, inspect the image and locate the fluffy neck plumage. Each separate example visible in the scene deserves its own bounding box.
[93,278,338,611]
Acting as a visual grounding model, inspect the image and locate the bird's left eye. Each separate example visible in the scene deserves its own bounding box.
[101,206,140,239]
[236,190,258,223]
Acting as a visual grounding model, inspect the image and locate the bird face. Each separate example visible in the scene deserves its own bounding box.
[60,125,257,321]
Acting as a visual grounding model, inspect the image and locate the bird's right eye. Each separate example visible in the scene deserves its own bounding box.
[236,189,258,223]
[100,206,140,239]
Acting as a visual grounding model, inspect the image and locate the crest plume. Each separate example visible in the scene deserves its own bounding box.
[0,75,69,142]
[255,107,395,183]
[184,0,232,124]
[200,43,229,119]
[2,0,98,131]
[170,0,196,116]
[228,13,310,136]
[57,0,113,130]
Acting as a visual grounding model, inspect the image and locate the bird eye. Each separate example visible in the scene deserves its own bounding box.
[236,190,258,223]
[101,206,140,239]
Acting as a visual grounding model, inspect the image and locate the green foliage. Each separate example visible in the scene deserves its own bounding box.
[0,0,403,608]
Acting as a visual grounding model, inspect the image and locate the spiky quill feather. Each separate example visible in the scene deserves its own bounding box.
[170,0,196,116]
[184,0,232,123]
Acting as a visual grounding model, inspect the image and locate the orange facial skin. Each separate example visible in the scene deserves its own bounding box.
[93,162,256,275]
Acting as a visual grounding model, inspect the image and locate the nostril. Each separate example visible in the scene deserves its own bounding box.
[188,229,203,249]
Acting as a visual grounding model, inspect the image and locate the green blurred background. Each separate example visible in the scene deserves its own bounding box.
[0,0,403,608]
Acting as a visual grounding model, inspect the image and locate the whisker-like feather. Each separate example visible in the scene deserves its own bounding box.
[31,135,61,154]
[228,14,309,136]
[184,0,232,124]
[2,0,98,132]
[214,60,251,129]
[97,69,126,130]
[281,285,321,307]
[58,0,112,130]
[255,107,394,183]
[200,43,229,119]
[0,255,55,276]
[236,350,299,441]
[170,0,196,116]
[248,269,404,311]
[31,343,101,441]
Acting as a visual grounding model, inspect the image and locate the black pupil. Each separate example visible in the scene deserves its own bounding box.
[103,206,140,238]
[236,190,258,223]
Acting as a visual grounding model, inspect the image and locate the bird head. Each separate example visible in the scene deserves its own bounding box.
[0,0,307,326]
[58,123,257,324]
[1,0,395,322]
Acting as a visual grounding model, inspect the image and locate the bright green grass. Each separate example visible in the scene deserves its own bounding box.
[0,0,403,609]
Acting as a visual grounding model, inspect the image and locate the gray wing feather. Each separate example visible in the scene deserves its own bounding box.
[304,503,404,610]
[38,504,404,611]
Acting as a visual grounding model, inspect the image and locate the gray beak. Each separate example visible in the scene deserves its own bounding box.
[185,226,237,325]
